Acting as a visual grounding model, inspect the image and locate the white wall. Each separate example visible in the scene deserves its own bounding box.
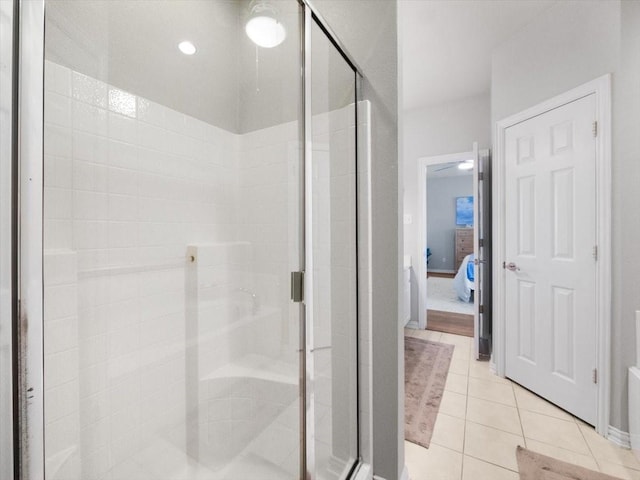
[402,93,490,324]
[492,0,640,433]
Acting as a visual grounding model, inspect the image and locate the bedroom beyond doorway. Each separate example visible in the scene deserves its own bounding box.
[425,158,476,338]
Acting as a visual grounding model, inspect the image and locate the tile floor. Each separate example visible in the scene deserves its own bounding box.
[404,328,640,480]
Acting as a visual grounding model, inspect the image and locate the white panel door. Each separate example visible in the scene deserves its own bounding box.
[504,94,597,424]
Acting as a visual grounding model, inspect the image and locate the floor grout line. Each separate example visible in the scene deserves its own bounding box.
[460,345,471,480]
[513,382,528,452]
[462,452,520,474]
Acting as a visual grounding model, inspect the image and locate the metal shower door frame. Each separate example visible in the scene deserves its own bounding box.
[299,1,364,478]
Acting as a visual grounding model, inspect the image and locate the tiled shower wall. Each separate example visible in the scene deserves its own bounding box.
[43,59,368,478]
[43,59,241,479]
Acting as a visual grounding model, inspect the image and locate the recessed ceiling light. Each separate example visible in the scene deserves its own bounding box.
[178,41,196,55]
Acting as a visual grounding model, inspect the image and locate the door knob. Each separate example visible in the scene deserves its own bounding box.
[504,262,520,271]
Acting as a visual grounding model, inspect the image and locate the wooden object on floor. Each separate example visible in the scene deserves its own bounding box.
[427,272,455,279]
[455,228,474,271]
[426,309,474,337]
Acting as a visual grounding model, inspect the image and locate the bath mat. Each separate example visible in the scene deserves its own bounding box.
[404,336,454,448]
[516,446,623,480]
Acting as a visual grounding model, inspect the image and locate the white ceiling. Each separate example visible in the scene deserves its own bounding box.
[401,0,557,111]
[45,0,320,134]
[427,160,473,178]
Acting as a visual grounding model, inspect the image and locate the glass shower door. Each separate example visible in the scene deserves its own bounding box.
[41,1,303,479]
[308,16,359,480]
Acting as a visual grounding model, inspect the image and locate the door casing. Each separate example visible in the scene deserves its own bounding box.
[416,150,475,332]
[493,74,612,436]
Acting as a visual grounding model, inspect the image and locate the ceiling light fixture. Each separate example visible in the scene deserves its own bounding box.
[178,41,197,55]
[245,1,286,48]
[458,160,474,170]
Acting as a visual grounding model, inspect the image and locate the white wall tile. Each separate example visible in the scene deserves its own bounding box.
[45,379,80,422]
[46,348,79,387]
[44,219,73,250]
[108,221,138,248]
[72,102,108,136]
[73,221,109,249]
[73,131,108,164]
[45,154,73,189]
[108,194,138,222]
[45,91,72,128]
[73,191,108,220]
[44,284,78,322]
[108,167,138,195]
[44,412,80,457]
[108,139,137,169]
[79,334,108,367]
[45,124,72,158]
[45,60,72,96]
[108,111,137,144]
[73,160,108,193]
[44,187,73,220]
[72,71,108,108]
[108,88,137,118]
[45,316,78,355]
[44,250,77,286]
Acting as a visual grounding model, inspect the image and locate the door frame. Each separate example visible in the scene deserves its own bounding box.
[417,150,475,330]
[492,75,612,435]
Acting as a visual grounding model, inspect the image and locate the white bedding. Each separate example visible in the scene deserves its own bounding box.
[453,254,474,303]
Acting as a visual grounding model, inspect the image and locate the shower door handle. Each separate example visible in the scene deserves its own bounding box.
[291,271,304,302]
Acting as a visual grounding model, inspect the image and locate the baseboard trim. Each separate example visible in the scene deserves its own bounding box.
[489,359,497,376]
[405,320,419,329]
[372,464,408,480]
[400,464,409,480]
[608,425,632,449]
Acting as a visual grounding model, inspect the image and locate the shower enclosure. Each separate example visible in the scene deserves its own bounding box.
[2,0,367,479]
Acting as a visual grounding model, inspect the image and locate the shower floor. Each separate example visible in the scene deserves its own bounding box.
[104,402,299,480]
[101,396,339,480]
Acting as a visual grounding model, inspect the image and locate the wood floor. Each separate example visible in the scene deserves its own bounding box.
[427,272,455,279]
[426,309,474,337]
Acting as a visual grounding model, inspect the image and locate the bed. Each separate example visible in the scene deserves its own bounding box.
[454,253,475,303]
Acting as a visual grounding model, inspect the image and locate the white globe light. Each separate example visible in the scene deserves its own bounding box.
[178,41,196,55]
[458,160,474,170]
[245,15,286,48]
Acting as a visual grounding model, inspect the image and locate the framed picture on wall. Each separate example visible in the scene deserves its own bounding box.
[456,196,474,226]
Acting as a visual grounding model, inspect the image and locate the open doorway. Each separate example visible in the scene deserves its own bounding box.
[416,147,492,360]
[425,157,475,337]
